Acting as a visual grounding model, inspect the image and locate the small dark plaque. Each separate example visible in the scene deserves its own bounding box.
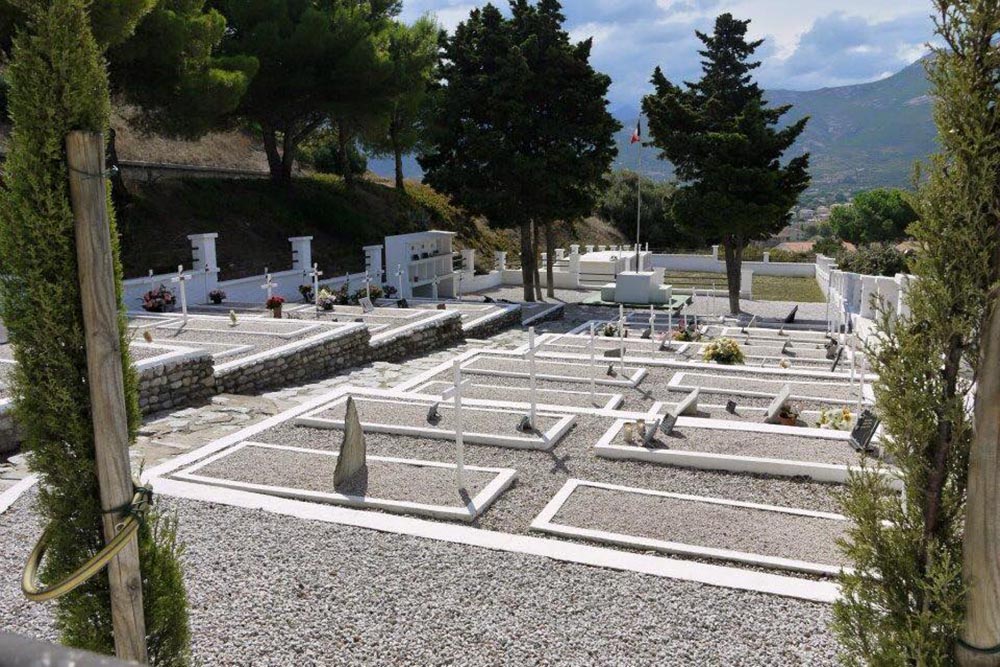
[849,409,881,452]
[725,400,738,414]
[606,363,617,377]
[825,340,839,360]
[660,413,678,435]
[830,347,845,372]
[603,348,622,358]
[397,298,409,309]
[784,305,798,324]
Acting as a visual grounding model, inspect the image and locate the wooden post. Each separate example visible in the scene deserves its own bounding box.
[958,291,1000,667]
[66,131,148,664]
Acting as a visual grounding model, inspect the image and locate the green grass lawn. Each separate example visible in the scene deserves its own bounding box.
[751,275,826,302]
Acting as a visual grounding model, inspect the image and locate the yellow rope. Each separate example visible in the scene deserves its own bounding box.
[22,490,146,603]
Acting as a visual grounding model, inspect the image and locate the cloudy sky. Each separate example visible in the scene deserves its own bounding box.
[399,0,935,109]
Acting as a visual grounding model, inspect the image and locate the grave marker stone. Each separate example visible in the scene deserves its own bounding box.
[675,388,700,416]
[660,412,678,436]
[784,305,798,324]
[830,347,845,372]
[726,399,738,414]
[643,418,661,447]
[359,297,375,314]
[334,396,367,487]
[426,402,441,425]
[849,408,881,453]
[765,384,793,424]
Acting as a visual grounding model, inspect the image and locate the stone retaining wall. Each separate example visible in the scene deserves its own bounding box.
[464,306,522,339]
[138,353,216,414]
[370,312,464,363]
[215,326,371,395]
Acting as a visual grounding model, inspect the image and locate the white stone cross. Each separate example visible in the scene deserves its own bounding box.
[170,264,193,322]
[442,360,473,491]
[261,273,278,301]
[849,335,857,385]
[617,305,627,377]
[665,310,673,350]
[857,352,867,414]
[306,263,323,309]
[395,264,406,297]
[147,269,155,295]
[364,272,372,300]
[526,326,539,426]
[589,322,597,404]
[649,305,657,355]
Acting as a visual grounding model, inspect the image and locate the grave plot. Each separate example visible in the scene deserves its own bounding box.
[459,353,647,387]
[170,441,516,522]
[532,480,850,576]
[409,379,624,411]
[595,418,874,483]
[296,394,576,451]
[128,315,357,364]
[666,371,858,404]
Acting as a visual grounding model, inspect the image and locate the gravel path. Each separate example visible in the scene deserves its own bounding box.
[554,485,848,567]
[0,491,842,666]
[311,397,564,440]
[192,444,496,506]
[615,426,862,467]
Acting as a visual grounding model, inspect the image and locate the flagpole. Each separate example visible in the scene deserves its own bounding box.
[635,117,642,272]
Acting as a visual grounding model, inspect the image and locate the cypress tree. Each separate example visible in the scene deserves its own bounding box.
[642,13,810,314]
[0,0,189,663]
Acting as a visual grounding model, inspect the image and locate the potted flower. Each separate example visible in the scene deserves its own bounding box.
[602,322,626,338]
[298,284,314,303]
[266,295,285,318]
[209,289,226,305]
[141,285,176,313]
[383,284,398,298]
[778,403,800,427]
[317,292,336,311]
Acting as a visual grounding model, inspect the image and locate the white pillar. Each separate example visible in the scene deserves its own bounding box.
[585,245,595,254]
[555,248,566,261]
[364,245,383,284]
[568,245,581,287]
[188,232,219,302]
[461,248,475,273]
[763,251,770,264]
[712,245,720,260]
[495,251,507,271]
[289,236,313,273]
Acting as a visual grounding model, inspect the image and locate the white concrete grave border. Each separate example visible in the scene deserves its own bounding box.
[140,384,839,604]
[408,379,625,412]
[593,418,900,486]
[148,316,325,340]
[170,441,516,523]
[214,322,367,374]
[667,371,860,406]
[456,349,649,388]
[295,392,577,452]
[531,479,849,577]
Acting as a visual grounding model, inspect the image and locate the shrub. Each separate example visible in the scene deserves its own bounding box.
[0,0,189,661]
[837,243,909,277]
[298,284,314,303]
[701,338,745,364]
[265,295,285,309]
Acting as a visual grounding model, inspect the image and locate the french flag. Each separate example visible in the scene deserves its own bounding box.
[630,120,641,144]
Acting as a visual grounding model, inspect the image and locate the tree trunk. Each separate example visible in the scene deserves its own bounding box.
[390,119,405,191]
[520,220,534,302]
[957,283,1000,667]
[338,124,354,188]
[261,124,291,186]
[722,238,743,315]
[280,130,295,184]
[532,220,543,302]
[105,127,129,204]
[545,223,556,299]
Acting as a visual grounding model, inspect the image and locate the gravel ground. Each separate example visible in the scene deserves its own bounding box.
[151,317,324,336]
[554,485,848,567]
[0,490,842,666]
[192,444,496,507]
[255,416,844,535]
[464,355,646,382]
[129,325,323,362]
[615,426,862,467]
[311,396,565,441]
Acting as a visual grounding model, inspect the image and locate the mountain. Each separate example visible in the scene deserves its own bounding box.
[371,59,937,199]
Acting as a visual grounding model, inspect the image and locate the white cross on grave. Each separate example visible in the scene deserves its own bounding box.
[261,273,278,301]
[395,264,406,297]
[364,272,372,300]
[306,263,323,310]
[442,360,474,491]
[649,305,657,355]
[617,305,627,377]
[526,326,539,426]
[170,265,193,322]
[589,322,597,405]
[857,352,867,414]
[147,269,155,295]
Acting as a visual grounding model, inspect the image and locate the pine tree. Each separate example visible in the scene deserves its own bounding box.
[832,2,1000,664]
[0,0,189,662]
[642,13,810,314]
[420,0,618,301]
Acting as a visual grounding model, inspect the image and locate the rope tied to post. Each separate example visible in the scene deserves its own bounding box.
[22,481,154,602]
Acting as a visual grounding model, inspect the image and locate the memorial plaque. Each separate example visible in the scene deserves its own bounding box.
[334,397,367,487]
[765,384,793,424]
[726,400,738,414]
[643,418,661,446]
[426,402,441,425]
[784,305,798,324]
[675,388,700,416]
[850,409,881,453]
[660,413,678,436]
[606,364,617,377]
[603,348,623,358]
[359,297,375,313]
[830,347,845,372]
[397,298,409,309]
